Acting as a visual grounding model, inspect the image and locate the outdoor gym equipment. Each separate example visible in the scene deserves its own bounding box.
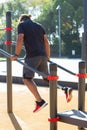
[0,11,87,130]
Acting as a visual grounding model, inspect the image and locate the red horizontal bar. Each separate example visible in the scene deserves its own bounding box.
[5,41,12,45]
[48,117,60,122]
[76,73,87,78]
[47,76,59,80]
[4,27,13,31]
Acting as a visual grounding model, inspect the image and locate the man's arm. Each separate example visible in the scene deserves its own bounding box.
[10,33,24,60]
[44,34,50,60]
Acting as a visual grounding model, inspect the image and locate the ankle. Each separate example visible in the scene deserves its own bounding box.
[37,99,43,103]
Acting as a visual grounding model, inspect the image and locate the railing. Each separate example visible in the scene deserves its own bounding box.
[0,49,48,78]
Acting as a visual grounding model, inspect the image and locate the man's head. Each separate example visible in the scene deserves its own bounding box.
[19,14,31,22]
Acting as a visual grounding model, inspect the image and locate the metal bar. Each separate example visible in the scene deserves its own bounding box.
[49,63,57,130]
[82,33,86,60]
[83,0,87,71]
[58,109,87,128]
[14,42,76,76]
[0,49,48,78]
[58,6,61,57]
[0,49,68,91]
[56,5,61,57]
[78,61,86,130]
[48,60,76,76]
[11,43,77,76]
[6,11,12,113]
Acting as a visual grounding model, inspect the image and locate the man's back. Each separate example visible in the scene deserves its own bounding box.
[18,19,46,57]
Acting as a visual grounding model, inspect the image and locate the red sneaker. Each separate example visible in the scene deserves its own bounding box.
[64,87,73,103]
[33,99,48,113]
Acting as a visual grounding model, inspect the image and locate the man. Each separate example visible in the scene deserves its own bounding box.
[10,14,50,113]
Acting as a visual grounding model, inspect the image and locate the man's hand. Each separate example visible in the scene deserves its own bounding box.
[10,54,18,61]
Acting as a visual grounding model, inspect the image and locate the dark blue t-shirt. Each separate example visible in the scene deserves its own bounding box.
[18,19,46,57]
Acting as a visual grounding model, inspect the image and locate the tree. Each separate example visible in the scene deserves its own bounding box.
[0,0,83,58]
[60,1,82,57]
[36,0,83,58]
[0,0,29,43]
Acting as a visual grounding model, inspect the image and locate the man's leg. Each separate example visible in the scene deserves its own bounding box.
[23,78,48,113]
[23,78,42,102]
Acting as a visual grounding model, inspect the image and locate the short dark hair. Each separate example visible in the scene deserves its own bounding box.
[19,14,31,22]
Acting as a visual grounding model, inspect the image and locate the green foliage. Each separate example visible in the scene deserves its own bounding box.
[62,32,81,57]
[67,0,82,10]
[74,6,83,27]
[28,0,50,6]
[0,0,29,43]
[36,0,55,33]
[0,0,83,58]
[36,0,83,57]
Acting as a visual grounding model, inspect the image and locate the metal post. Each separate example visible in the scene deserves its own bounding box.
[78,61,86,130]
[49,63,57,130]
[56,5,61,57]
[6,11,12,113]
[82,33,85,60]
[83,0,87,71]
[58,7,61,57]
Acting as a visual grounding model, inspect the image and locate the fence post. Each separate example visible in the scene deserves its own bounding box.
[6,11,12,113]
[78,61,86,130]
[49,63,57,130]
